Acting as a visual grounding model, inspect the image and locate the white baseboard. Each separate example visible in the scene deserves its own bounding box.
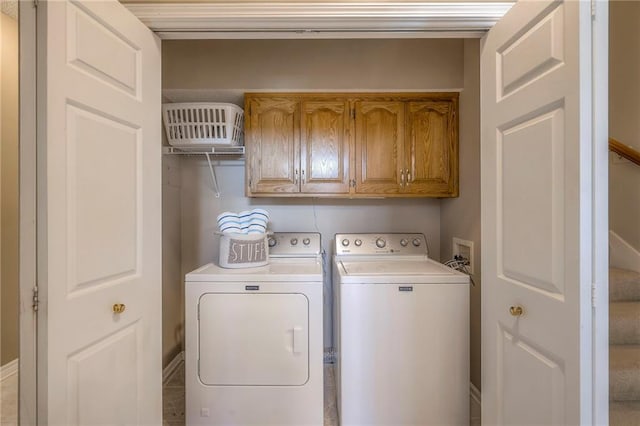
[163,351,184,384]
[470,382,481,404]
[1,358,19,382]
[610,230,640,274]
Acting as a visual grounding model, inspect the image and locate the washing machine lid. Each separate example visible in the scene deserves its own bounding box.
[336,257,469,284]
[186,258,323,282]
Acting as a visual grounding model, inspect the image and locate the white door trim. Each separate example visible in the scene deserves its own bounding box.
[19,1,38,424]
[124,1,515,39]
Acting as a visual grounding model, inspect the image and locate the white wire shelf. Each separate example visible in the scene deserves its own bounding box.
[163,146,245,156]
[163,145,245,198]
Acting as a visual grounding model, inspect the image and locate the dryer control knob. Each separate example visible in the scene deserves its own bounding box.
[376,238,386,248]
[290,238,298,246]
[341,239,350,247]
[268,237,277,248]
[354,239,362,247]
[412,238,422,247]
[303,238,311,246]
[400,239,409,247]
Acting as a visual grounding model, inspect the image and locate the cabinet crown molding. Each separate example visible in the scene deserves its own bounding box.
[124,2,515,39]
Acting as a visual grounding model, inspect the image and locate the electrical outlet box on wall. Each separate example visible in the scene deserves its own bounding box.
[452,237,474,275]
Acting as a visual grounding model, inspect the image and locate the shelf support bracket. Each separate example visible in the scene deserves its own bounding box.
[204,152,221,198]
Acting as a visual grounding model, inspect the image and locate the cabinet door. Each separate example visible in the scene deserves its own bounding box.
[246,97,300,194]
[300,100,350,194]
[354,101,404,194]
[405,100,458,196]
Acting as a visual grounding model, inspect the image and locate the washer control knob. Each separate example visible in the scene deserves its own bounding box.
[290,238,298,246]
[412,238,422,247]
[268,237,277,248]
[354,239,363,247]
[376,238,386,248]
[341,239,350,247]
[303,238,311,246]
[400,239,409,247]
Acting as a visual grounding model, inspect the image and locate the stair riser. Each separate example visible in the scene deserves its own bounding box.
[610,318,640,345]
[611,370,640,401]
[610,268,640,302]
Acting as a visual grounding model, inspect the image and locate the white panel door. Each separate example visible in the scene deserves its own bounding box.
[481,0,606,424]
[198,293,309,386]
[37,0,161,424]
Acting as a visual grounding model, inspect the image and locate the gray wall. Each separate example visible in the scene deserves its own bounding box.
[1,11,19,366]
[162,154,183,367]
[163,39,463,92]
[440,39,481,390]
[610,1,640,251]
[161,38,478,364]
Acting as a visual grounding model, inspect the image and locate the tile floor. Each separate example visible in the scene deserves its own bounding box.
[0,363,479,425]
[163,362,481,426]
[0,373,18,426]
[163,362,186,426]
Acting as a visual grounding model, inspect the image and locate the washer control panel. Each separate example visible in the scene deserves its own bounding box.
[268,232,321,257]
[334,233,428,256]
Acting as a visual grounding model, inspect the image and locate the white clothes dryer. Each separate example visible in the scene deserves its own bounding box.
[185,232,323,426]
[333,233,470,426]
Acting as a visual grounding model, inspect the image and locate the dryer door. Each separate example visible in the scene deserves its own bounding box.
[198,293,309,386]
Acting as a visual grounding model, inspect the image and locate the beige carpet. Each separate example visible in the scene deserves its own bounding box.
[610,267,640,425]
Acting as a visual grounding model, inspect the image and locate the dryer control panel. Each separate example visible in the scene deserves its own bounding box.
[334,233,428,256]
[268,232,321,257]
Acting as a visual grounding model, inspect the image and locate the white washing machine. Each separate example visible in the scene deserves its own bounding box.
[333,233,470,426]
[185,232,323,426]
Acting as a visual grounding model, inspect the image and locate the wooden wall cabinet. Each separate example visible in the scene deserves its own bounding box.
[245,93,458,198]
[246,95,350,196]
[246,96,300,194]
[301,99,350,194]
[404,100,458,196]
[354,101,405,195]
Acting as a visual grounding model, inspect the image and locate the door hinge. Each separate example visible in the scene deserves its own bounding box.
[351,108,356,120]
[591,0,596,18]
[591,282,597,307]
[33,0,38,8]
[32,286,39,312]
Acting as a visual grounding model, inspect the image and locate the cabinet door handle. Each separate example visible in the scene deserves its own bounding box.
[400,169,405,187]
[294,169,298,184]
[302,169,306,185]
[406,168,411,186]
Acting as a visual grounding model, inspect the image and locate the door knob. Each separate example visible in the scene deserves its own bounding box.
[509,305,524,317]
[112,303,126,314]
